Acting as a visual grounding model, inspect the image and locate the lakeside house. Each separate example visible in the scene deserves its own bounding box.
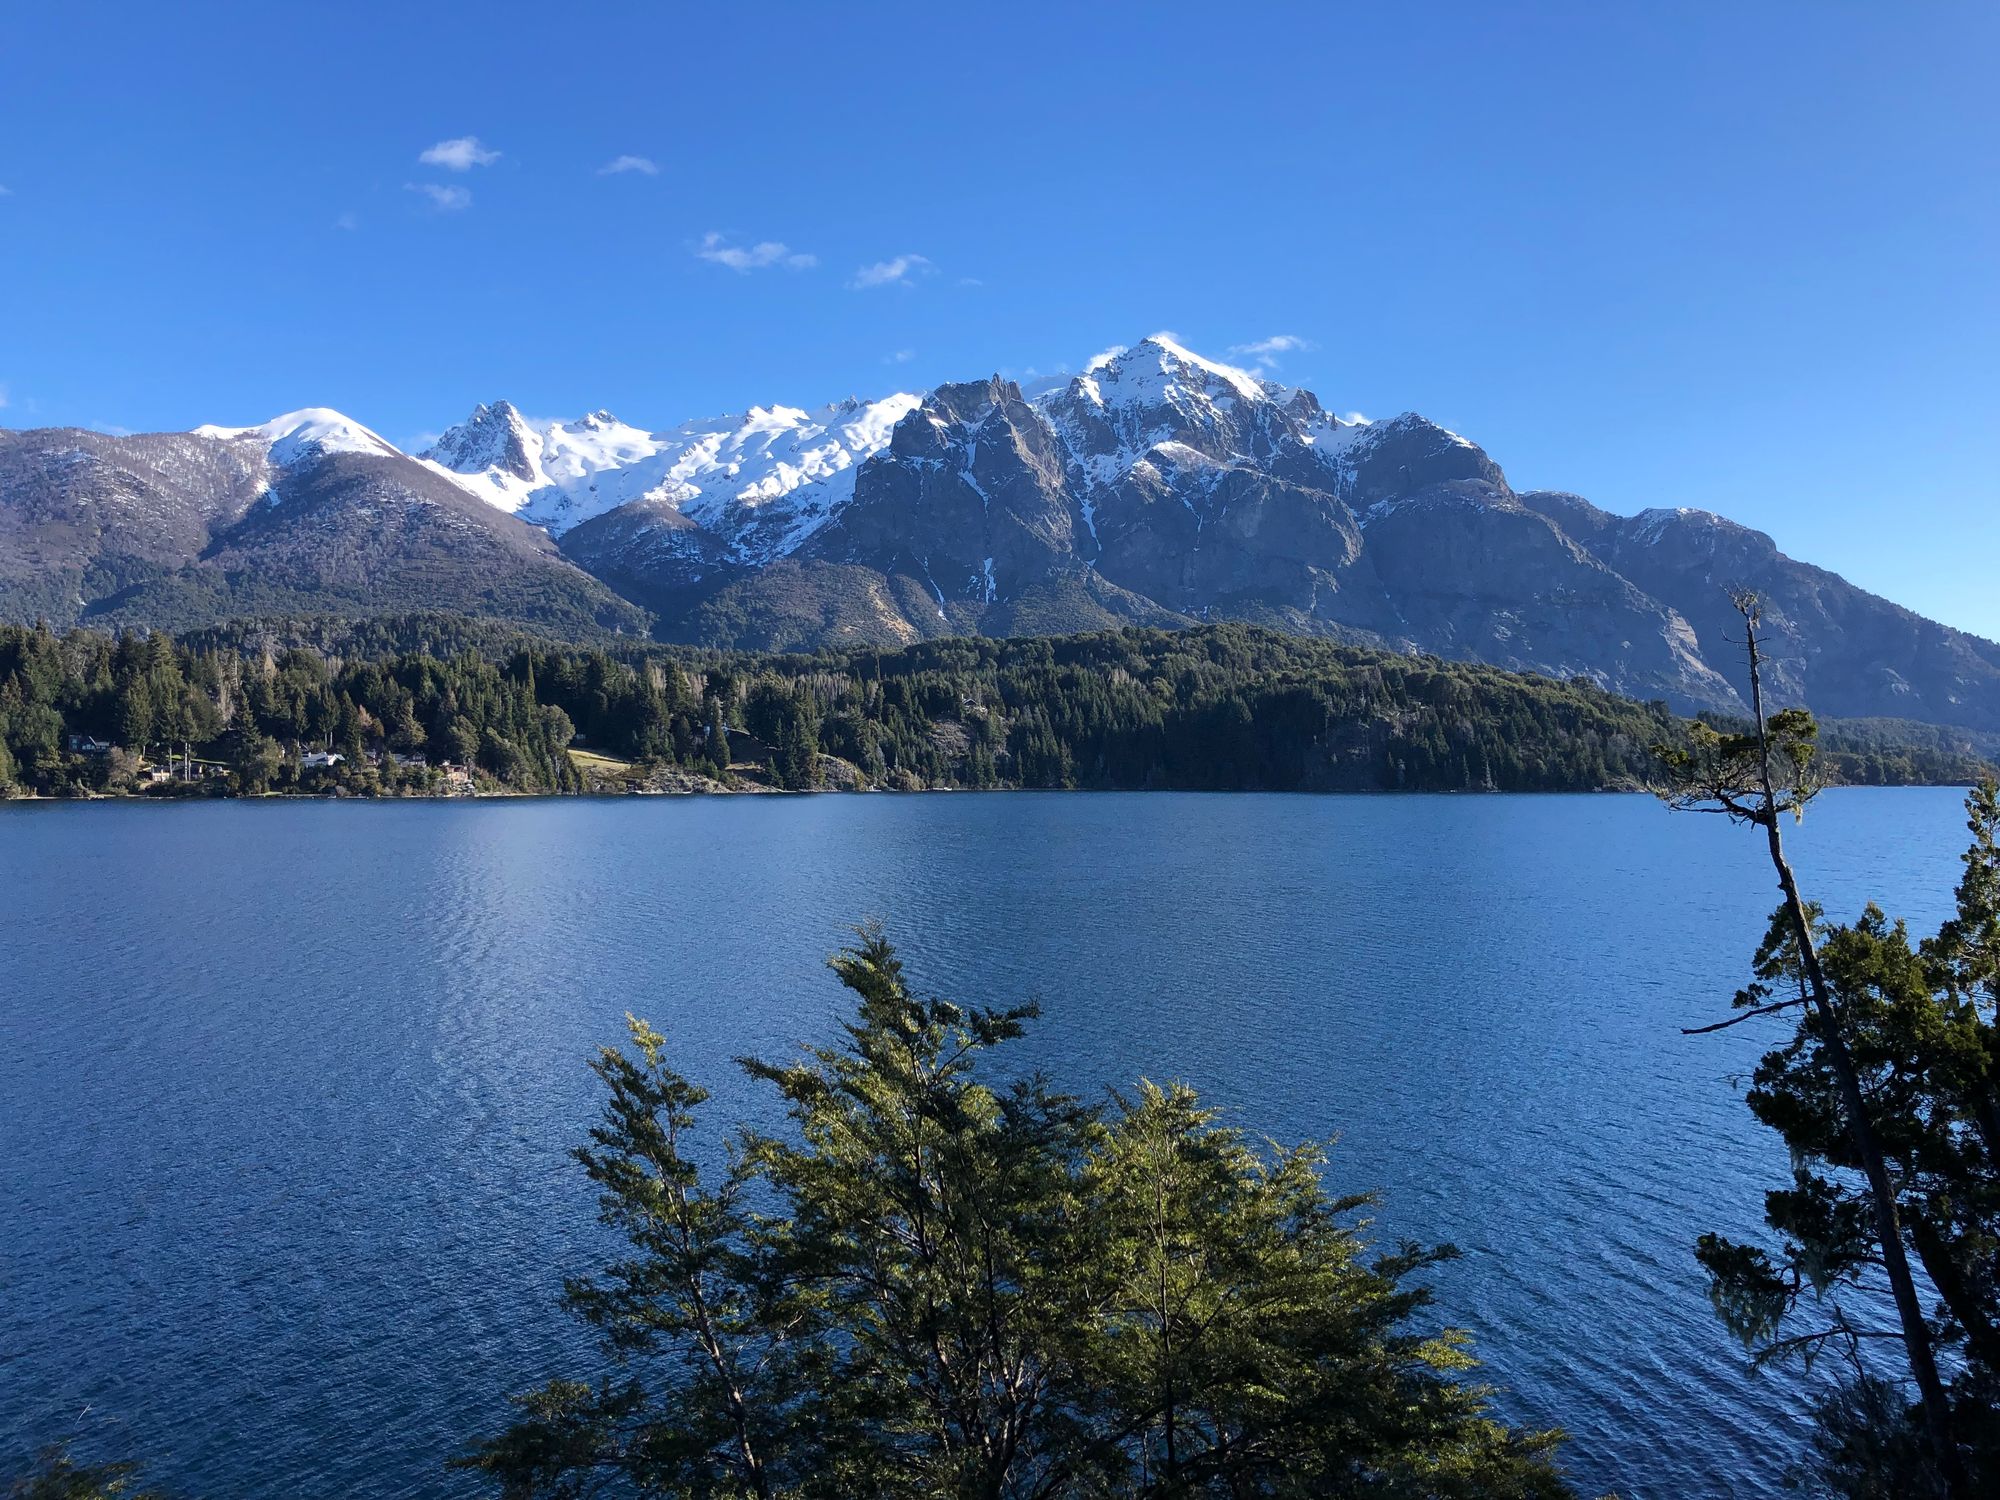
[66,733,113,755]
[300,750,345,770]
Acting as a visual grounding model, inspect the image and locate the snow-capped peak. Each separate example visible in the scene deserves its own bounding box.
[417,392,922,548]
[1065,336,1271,411]
[423,400,539,482]
[193,408,403,468]
[1033,335,1304,490]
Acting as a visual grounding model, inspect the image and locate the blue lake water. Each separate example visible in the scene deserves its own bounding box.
[0,789,1977,1497]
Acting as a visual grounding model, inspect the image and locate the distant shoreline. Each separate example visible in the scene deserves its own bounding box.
[4,779,1980,809]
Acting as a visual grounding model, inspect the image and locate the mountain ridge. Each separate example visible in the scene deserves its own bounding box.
[4,335,1996,730]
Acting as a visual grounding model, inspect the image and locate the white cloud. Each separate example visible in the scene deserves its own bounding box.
[0,184,11,197]
[419,136,499,171]
[334,211,360,231]
[597,154,659,176]
[886,349,916,364]
[1340,411,1370,425]
[849,253,933,290]
[1084,345,1127,373]
[407,182,472,212]
[695,232,816,272]
[1228,333,1316,370]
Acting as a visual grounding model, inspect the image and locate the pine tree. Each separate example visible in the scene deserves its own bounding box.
[706,697,731,778]
[1656,595,1988,1497]
[461,932,1572,1499]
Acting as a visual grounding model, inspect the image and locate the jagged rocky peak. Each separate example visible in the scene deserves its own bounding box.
[891,377,1021,458]
[424,400,539,482]
[1280,386,1330,426]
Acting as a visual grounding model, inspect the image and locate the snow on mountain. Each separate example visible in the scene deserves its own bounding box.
[420,394,921,554]
[1085,334,1268,404]
[1030,335,1370,502]
[185,338,1375,561]
[417,400,544,513]
[192,408,403,468]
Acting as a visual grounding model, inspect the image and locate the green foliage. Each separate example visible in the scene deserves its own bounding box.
[1654,706,1824,824]
[0,621,584,796]
[1690,783,2000,1496]
[460,932,1572,1498]
[3,617,1988,799]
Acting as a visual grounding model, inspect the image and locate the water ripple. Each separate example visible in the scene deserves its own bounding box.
[0,790,1971,1499]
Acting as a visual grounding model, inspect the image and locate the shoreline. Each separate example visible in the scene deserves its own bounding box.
[3,779,1982,808]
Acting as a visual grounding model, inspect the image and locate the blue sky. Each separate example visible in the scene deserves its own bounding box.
[3,3,1997,635]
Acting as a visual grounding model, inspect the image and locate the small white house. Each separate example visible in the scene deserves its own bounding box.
[300,750,346,770]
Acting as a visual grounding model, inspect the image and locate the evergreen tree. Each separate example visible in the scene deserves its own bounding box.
[461,933,1571,1499]
[1657,595,1993,1497]
[705,697,731,778]
[226,721,284,794]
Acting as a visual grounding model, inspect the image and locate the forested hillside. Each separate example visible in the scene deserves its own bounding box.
[1,617,1990,799]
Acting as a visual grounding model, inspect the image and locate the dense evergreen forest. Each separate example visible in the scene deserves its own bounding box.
[0,615,1990,798]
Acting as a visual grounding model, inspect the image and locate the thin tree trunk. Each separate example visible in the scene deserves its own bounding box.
[1740,609,1964,1493]
[1909,1213,2000,1374]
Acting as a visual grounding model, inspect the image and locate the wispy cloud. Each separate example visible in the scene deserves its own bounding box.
[885,349,917,364]
[0,185,11,198]
[695,232,816,272]
[597,154,659,176]
[419,136,500,171]
[1228,334,1315,370]
[0,384,9,409]
[1084,345,1127,373]
[334,211,360,232]
[849,253,933,290]
[407,182,473,212]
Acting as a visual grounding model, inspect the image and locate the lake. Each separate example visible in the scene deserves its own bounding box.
[0,789,1976,1498]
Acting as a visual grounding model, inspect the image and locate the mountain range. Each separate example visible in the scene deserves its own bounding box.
[4,335,1997,729]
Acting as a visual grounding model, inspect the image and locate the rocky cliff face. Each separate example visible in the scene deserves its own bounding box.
[5,335,1997,727]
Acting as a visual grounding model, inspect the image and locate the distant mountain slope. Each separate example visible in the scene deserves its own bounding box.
[0,426,271,623]
[0,425,645,638]
[1519,491,2000,729]
[4,335,1996,728]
